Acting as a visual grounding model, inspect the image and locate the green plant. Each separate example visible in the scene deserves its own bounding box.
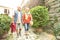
[30,6,49,28]
[0,14,11,35]
[54,23,60,36]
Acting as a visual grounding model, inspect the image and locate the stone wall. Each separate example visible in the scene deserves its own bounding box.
[45,0,60,21]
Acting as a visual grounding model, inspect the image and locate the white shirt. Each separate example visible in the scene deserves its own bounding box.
[17,11,21,23]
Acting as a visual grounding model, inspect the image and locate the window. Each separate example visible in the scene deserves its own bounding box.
[4,9,9,14]
[4,9,7,13]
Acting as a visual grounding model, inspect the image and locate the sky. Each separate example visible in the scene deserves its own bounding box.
[0,0,29,9]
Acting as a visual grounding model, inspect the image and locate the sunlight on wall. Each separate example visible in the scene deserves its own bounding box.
[22,0,30,7]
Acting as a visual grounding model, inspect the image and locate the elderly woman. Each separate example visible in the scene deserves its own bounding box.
[22,7,33,36]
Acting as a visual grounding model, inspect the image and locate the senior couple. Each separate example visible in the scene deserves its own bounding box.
[11,6,33,37]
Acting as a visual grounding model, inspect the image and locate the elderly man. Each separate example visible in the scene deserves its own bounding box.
[12,6,22,37]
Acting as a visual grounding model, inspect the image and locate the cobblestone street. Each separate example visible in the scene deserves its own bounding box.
[7,26,56,40]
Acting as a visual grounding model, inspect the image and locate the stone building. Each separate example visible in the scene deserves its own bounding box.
[45,0,60,21]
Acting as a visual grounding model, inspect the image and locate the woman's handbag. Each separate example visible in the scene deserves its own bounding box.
[30,21,33,26]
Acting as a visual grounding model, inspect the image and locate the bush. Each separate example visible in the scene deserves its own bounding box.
[30,6,49,28]
[54,22,60,36]
[0,14,11,35]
